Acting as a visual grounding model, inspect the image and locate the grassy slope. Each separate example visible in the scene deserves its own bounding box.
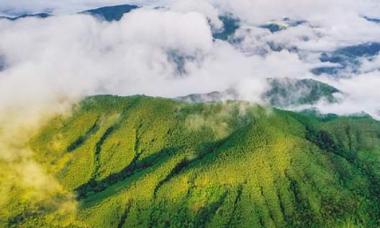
[8,95,380,227]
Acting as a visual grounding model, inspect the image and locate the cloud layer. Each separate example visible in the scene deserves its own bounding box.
[0,0,379,121]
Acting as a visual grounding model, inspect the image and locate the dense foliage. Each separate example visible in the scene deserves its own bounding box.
[4,95,380,227]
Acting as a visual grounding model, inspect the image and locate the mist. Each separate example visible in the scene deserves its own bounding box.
[0,0,378,140]
[0,0,378,128]
[0,3,379,136]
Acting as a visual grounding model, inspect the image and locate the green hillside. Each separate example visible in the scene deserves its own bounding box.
[4,95,380,227]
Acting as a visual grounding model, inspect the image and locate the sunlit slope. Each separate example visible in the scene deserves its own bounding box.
[28,95,380,227]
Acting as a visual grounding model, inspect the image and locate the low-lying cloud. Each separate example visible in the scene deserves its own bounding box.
[0,0,378,134]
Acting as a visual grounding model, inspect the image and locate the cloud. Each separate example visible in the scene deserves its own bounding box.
[0,0,149,15]
[317,72,380,118]
[1,7,299,113]
[0,9,212,109]
[206,0,380,24]
[0,1,378,125]
[0,1,379,120]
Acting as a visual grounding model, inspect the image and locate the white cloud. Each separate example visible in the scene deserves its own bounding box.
[0,0,154,15]
[0,10,211,120]
[315,72,380,119]
[205,0,380,24]
[0,0,379,122]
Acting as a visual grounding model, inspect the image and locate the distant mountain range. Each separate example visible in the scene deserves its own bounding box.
[177,78,341,108]
[0,4,139,21]
[312,42,380,76]
[80,4,138,21]
[259,18,306,33]
[212,15,240,41]
[364,16,380,24]
[0,12,50,20]
[1,5,378,78]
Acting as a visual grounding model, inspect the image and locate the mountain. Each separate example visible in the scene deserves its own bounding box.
[0,55,5,71]
[0,4,138,22]
[364,16,380,24]
[0,13,50,20]
[259,18,306,33]
[312,42,380,76]
[213,15,240,41]
[4,95,380,227]
[264,78,340,107]
[177,78,341,108]
[176,89,239,103]
[81,4,139,21]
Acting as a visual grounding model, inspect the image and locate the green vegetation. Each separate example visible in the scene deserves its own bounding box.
[264,78,340,107]
[3,95,380,227]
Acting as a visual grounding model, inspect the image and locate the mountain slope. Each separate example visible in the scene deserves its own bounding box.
[4,95,380,227]
[0,13,50,20]
[81,4,138,21]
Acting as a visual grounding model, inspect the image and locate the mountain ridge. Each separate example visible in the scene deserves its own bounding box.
[176,78,341,108]
[3,95,379,227]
